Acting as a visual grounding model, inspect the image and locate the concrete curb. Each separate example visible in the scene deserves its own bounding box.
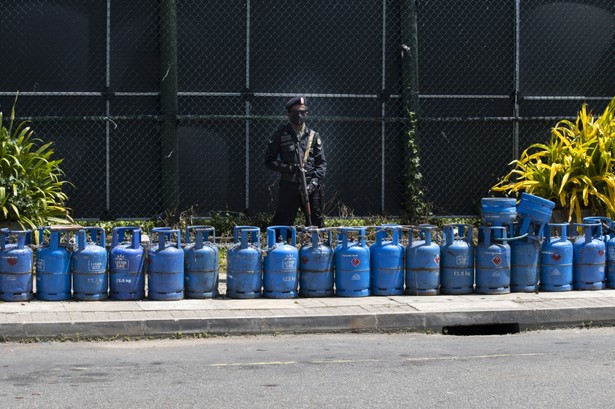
[2,305,615,341]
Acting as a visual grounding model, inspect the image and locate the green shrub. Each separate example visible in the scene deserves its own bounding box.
[0,99,72,229]
[492,96,615,222]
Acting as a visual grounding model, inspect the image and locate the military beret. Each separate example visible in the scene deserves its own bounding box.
[285,96,308,110]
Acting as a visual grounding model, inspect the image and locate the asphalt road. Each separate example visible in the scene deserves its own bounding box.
[2,327,615,408]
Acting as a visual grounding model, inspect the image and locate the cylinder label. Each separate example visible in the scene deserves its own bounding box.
[114,255,129,270]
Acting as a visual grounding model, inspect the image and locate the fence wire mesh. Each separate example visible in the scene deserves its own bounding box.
[0,0,613,220]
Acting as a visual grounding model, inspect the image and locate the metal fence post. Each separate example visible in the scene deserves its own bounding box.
[401,0,420,115]
[160,0,179,215]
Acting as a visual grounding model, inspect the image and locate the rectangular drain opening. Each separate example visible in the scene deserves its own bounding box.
[442,323,520,336]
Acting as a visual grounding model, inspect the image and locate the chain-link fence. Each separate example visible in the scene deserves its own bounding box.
[0,0,613,220]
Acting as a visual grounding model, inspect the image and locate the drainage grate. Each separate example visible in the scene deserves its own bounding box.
[442,323,520,336]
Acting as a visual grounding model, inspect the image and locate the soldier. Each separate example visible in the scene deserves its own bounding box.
[265,96,326,227]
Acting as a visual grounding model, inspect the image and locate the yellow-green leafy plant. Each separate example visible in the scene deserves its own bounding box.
[0,97,72,229]
[492,96,615,222]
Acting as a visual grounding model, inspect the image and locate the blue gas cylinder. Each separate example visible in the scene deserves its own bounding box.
[184,226,219,298]
[583,217,613,287]
[299,228,334,297]
[109,227,145,300]
[148,228,184,301]
[475,226,511,294]
[72,227,108,301]
[405,225,440,295]
[370,225,404,296]
[509,223,541,293]
[440,224,474,295]
[573,222,606,290]
[263,226,299,298]
[0,230,34,301]
[540,223,573,292]
[36,228,72,301]
[335,227,370,297]
[516,192,555,236]
[608,221,615,289]
[226,226,262,299]
[481,197,517,225]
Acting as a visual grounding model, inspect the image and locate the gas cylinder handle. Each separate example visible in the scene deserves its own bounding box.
[306,227,332,248]
[84,227,106,248]
[15,230,29,249]
[233,226,259,244]
[544,222,568,242]
[339,227,367,247]
[111,226,123,247]
[443,225,454,246]
[582,216,612,236]
[130,228,142,249]
[185,226,216,248]
[237,227,260,248]
[457,223,473,243]
[375,227,385,246]
[574,222,602,241]
[39,228,74,249]
[2,229,30,249]
[267,226,296,248]
[391,226,400,245]
[443,224,473,245]
[37,226,51,246]
[50,231,61,250]
[414,224,438,246]
[152,227,181,250]
[306,226,320,248]
[376,224,401,246]
[196,227,216,249]
[112,226,141,249]
[0,228,8,250]
[77,229,87,251]
[481,225,508,245]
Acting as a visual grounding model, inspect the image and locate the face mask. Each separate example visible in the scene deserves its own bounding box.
[289,110,307,125]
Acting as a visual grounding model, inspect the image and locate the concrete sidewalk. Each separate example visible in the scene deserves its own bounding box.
[2,289,615,340]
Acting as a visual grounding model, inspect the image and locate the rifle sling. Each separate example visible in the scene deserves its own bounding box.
[303,130,315,165]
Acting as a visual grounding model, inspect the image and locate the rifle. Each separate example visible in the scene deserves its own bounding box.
[294,141,312,226]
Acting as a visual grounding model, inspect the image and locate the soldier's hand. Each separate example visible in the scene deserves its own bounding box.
[291,163,303,174]
[284,163,300,174]
[307,180,318,194]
